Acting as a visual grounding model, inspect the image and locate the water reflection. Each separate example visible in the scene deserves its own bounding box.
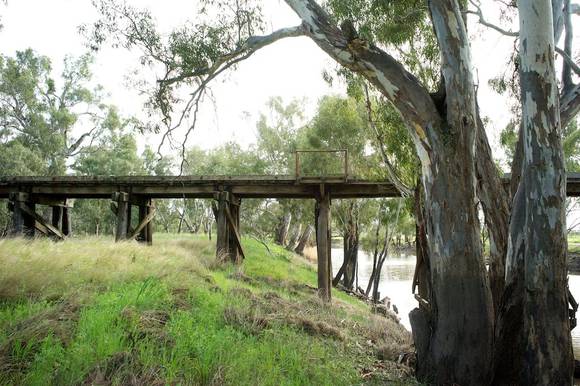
[332,247,580,359]
[331,247,415,329]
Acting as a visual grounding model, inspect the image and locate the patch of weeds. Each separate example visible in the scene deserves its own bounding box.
[223,306,271,335]
[81,351,165,386]
[0,236,417,385]
[0,299,80,380]
[228,270,255,284]
[289,317,344,340]
[170,287,192,311]
[121,306,172,346]
[35,279,174,384]
[0,299,51,344]
[223,290,344,341]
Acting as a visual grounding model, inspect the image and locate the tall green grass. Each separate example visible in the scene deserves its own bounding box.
[0,234,415,385]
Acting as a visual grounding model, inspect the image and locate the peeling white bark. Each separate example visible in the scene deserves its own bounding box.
[496,0,574,383]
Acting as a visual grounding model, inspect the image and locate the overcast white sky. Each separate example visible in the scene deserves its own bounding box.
[0,0,527,163]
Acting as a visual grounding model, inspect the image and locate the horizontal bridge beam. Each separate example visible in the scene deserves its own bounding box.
[1,173,580,199]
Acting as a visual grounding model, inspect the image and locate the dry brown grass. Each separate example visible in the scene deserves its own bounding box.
[222,285,411,350]
[81,351,165,386]
[302,246,317,262]
[0,237,213,301]
[0,299,80,376]
[0,236,417,385]
[120,306,172,344]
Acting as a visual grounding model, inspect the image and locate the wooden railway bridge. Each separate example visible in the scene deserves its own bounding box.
[2,172,580,301]
[0,173,403,301]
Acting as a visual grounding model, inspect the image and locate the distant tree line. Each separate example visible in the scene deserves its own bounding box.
[0,50,419,278]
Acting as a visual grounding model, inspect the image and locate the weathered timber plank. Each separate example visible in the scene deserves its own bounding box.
[20,204,65,239]
[2,173,580,199]
[62,207,71,236]
[34,220,50,236]
[28,196,74,207]
[113,192,129,242]
[216,191,229,259]
[126,204,132,235]
[23,201,36,238]
[224,204,245,261]
[315,192,332,302]
[145,204,153,245]
[137,205,147,242]
[10,200,24,236]
[52,206,63,230]
[130,207,156,240]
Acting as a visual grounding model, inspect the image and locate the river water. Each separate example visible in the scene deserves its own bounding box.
[331,247,580,359]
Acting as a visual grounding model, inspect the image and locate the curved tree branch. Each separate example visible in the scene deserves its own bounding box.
[283,0,442,148]
[561,83,580,128]
[556,47,580,77]
[562,0,575,92]
[159,24,307,87]
[155,24,307,160]
[466,0,519,37]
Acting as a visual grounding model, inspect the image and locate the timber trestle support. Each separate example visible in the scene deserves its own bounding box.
[213,190,244,263]
[315,185,332,302]
[111,192,155,244]
[0,175,417,303]
[4,172,580,303]
[7,192,73,240]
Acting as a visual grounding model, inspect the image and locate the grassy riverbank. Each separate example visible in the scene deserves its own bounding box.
[0,234,415,385]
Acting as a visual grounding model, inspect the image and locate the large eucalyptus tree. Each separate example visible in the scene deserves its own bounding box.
[87,0,580,384]
[493,2,573,384]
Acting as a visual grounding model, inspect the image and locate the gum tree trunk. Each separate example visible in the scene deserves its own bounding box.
[275,213,291,245]
[117,0,580,382]
[283,1,493,383]
[475,113,510,315]
[333,201,359,290]
[494,1,574,384]
[294,225,313,255]
[342,225,358,289]
[104,0,580,378]
[286,223,302,251]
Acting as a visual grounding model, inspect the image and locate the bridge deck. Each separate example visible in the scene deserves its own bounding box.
[1,173,580,199]
[4,173,580,303]
[0,175,401,199]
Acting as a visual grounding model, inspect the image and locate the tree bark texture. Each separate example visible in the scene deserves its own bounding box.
[342,202,359,290]
[294,225,313,255]
[276,213,291,246]
[286,223,302,251]
[128,0,580,383]
[495,2,574,383]
[475,111,510,316]
[412,185,432,303]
